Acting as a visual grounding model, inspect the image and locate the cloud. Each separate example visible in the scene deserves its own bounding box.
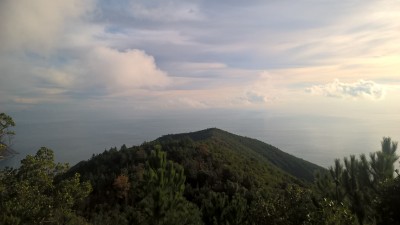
[0,0,93,53]
[1,0,399,114]
[130,1,203,22]
[0,0,171,104]
[80,47,171,91]
[34,47,171,97]
[34,68,75,88]
[238,71,286,104]
[12,97,41,104]
[244,91,267,104]
[171,98,209,109]
[307,79,385,100]
[172,62,227,72]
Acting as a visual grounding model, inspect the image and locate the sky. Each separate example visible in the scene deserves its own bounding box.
[1,0,400,167]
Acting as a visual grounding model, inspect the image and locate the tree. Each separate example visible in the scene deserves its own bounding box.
[305,198,356,225]
[0,147,92,224]
[370,137,399,185]
[140,146,203,225]
[201,191,248,225]
[375,176,400,225]
[113,174,131,202]
[330,159,345,202]
[0,112,16,159]
[315,159,345,203]
[314,137,399,225]
[342,155,367,225]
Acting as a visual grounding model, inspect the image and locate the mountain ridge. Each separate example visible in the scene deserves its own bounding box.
[60,127,331,224]
[157,128,324,182]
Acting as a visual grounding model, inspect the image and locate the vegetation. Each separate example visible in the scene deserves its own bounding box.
[0,113,17,159]
[157,128,322,182]
[0,147,92,224]
[314,137,399,225]
[1,114,399,224]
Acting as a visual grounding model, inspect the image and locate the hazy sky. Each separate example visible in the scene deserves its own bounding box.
[1,0,400,166]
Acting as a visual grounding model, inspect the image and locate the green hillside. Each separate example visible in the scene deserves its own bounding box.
[66,128,311,201]
[56,128,325,223]
[3,125,399,224]
[157,128,324,182]
[3,108,400,225]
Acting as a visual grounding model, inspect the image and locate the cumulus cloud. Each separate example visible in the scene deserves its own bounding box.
[81,47,171,91]
[307,79,385,100]
[0,0,171,104]
[34,47,171,96]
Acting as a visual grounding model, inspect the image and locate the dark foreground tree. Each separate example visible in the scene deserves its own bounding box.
[201,191,248,225]
[0,147,92,225]
[0,112,17,159]
[315,137,399,225]
[140,146,203,225]
[375,176,400,225]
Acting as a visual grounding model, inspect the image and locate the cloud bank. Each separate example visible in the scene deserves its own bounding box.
[308,79,385,100]
[1,0,399,113]
[0,0,171,105]
[0,0,93,53]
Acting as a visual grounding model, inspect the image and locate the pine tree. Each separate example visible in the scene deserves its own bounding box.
[141,146,202,225]
[370,137,398,185]
[315,137,399,225]
[329,159,345,202]
[201,191,248,225]
[0,113,16,159]
[342,155,366,225]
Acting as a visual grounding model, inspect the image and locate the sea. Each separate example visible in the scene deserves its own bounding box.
[1,110,399,169]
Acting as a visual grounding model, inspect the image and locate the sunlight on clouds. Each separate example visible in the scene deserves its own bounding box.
[83,47,171,91]
[369,55,400,67]
[253,1,400,74]
[29,47,171,97]
[307,79,385,100]
[1,0,400,113]
[240,71,287,105]
[0,0,171,103]
[1,0,400,173]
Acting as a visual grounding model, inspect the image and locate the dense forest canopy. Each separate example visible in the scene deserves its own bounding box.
[1,114,399,225]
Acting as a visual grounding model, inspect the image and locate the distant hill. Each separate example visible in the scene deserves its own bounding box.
[63,127,326,224]
[157,128,324,182]
[68,128,324,195]
[6,128,391,225]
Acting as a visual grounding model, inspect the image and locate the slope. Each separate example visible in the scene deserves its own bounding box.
[157,128,324,182]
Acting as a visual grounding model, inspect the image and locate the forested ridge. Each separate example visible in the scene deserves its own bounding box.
[1,114,399,225]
